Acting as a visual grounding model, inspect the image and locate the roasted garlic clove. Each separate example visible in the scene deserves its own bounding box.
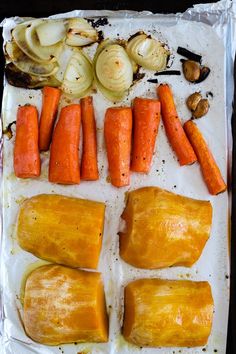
[186,92,202,111]
[182,60,201,82]
[186,92,210,119]
[193,98,209,118]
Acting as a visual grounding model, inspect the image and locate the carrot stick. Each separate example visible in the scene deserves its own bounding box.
[14,105,40,178]
[39,86,61,151]
[81,96,99,181]
[157,84,197,166]
[131,97,161,173]
[49,104,81,185]
[104,107,132,187]
[184,120,227,195]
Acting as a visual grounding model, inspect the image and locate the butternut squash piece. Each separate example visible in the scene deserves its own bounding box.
[120,187,212,269]
[17,194,105,269]
[24,265,108,345]
[123,278,213,347]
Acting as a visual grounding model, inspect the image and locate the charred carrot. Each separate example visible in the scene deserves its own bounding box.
[49,104,81,185]
[39,86,61,151]
[81,96,99,181]
[184,120,227,195]
[131,97,161,173]
[104,107,132,187]
[157,84,197,166]
[14,105,40,178]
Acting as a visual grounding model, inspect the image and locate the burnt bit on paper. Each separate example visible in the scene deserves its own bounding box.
[87,17,109,28]
[147,79,158,84]
[3,121,16,140]
[177,46,202,63]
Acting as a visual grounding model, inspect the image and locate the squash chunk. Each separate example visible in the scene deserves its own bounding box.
[120,187,212,268]
[123,279,213,347]
[24,265,109,345]
[17,194,105,269]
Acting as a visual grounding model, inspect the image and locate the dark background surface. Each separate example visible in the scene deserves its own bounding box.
[0,1,234,353]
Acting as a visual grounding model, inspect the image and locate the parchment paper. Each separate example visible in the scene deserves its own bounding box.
[0,1,235,353]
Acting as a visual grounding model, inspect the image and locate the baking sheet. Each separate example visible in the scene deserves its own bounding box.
[0,1,235,353]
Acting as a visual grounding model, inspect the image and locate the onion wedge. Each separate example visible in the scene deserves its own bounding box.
[5,41,59,77]
[93,40,133,102]
[5,63,61,89]
[25,19,62,62]
[36,20,66,46]
[61,50,93,97]
[12,21,48,63]
[126,33,169,71]
[66,18,98,47]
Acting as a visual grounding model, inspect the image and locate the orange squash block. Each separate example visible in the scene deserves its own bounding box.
[123,278,213,347]
[120,187,212,269]
[17,194,105,269]
[24,265,109,345]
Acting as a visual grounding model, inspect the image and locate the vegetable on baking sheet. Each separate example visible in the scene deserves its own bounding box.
[14,105,41,178]
[23,265,108,345]
[186,92,209,119]
[81,96,99,180]
[12,20,62,64]
[12,21,47,63]
[49,104,81,184]
[182,59,210,83]
[17,194,105,269]
[184,120,227,195]
[5,41,59,77]
[5,62,61,89]
[119,186,212,269]
[24,19,63,62]
[39,86,61,151]
[66,18,99,46]
[131,97,161,173]
[104,107,132,187]
[126,33,169,71]
[186,92,202,111]
[123,278,213,347]
[182,60,201,82]
[94,40,133,102]
[61,50,93,97]
[36,20,66,46]
[157,83,197,166]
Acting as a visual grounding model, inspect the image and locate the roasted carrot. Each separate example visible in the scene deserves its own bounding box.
[39,86,61,151]
[131,97,161,173]
[14,105,40,178]
[104,107,132,187]
[49,104,81,185]
[184,120,227,195]
[157,84,197,166]
[81,96,99,181]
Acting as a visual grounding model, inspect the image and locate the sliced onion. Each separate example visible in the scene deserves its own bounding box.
[5,62,61,89]
[66,18,98,47]
[25,19,62,62]
[93,40,133,102]
[53,44,75,83]
[36,20,66,46]
[12,21,47,63]
[126,33,169,71]
[61,50,93,97]
[5,41,59,77]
